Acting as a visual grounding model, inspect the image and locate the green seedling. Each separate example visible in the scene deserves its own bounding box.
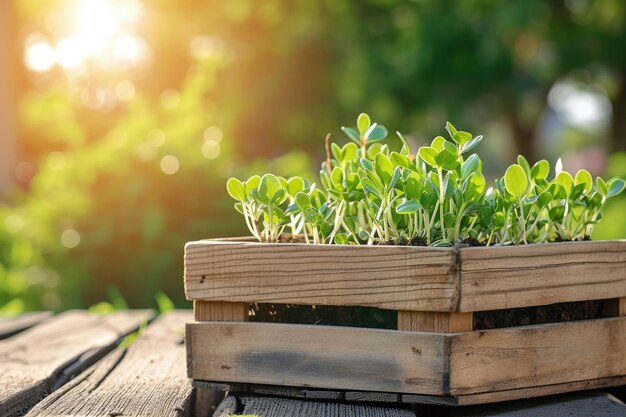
[227,113,624,246]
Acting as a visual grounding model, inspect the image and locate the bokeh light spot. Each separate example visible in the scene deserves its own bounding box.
[160,155,180,174]
[203,126,223,143]
[5,214,25,234]
[115,80,136,101]
[201,141,221,159]
[61,229,81,249]
[24,41,56,73]
[147,129,166,147]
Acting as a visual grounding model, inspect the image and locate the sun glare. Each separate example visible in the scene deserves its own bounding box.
[24,0,148,74]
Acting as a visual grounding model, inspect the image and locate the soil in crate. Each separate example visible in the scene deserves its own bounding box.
[250,300,608,330]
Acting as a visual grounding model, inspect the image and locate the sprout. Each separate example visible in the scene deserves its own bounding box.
[226,114,625,245]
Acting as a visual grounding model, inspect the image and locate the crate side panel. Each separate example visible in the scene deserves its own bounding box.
[458,240,626,312]
[188,321,447,395]
[185,240,458,311]
[448,316,626,395]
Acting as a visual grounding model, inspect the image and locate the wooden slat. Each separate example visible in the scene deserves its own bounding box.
[0,310,153,417]
[456,391,626,416]
[448,317,626,396]
[0,312,52,339]
[194,300,248,321]
[401,376,626,405]
[238,395,416,417]
[398,311,472,332]
[620,297,626,316]
[26,311,192,417]
[458,240,626,312]
[187,321,447,395]
[184,240,458,312]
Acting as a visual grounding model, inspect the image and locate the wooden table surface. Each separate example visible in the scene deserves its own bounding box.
[1,310,625,417]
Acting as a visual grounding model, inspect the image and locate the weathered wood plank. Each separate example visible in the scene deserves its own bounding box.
[238,395,416,417]
[187,321,446,395]
[0,312,52,339]
[194,300,248,321]
[185,240,458,311]
[26,311,193,417]
[458,240,626,312]
[0,310,153,417]
[455,392,626,417]
[449,317,626,396]
[398,311,472,332]
[401,376,626,405]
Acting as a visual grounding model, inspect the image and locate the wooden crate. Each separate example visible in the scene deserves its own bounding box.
[184,238,626,405]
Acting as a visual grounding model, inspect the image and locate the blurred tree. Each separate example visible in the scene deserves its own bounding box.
[3,0,626,310]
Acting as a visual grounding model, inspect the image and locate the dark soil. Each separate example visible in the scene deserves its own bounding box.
[474,300,607,330]
[250,300,611,331]
[250,304,396,329]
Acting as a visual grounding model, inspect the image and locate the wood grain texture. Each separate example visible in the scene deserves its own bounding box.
[456,391,626,416]
[448,317,626,395]
[401,376,626,406]
[26,311,193,417]
[620,297,626,316]
[0,310,153,417]
[194,300,248,321]
[458,240,626,312]
[238,395,416,417]
[398,311,472,332]
[187,321,447,395]
[0,312,52,339]
[185,240,458,311]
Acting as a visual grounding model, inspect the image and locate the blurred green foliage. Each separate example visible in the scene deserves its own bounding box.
[2,0,626,311]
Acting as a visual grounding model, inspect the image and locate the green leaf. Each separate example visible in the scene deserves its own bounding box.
[359,158,374,171]
[460,135,482,154]
[493,211,505,227]
[331,167,344,187]
[295,191,311,211]
[404,173,423,199]
[431,136,446,151]
[258,174,283,204]
[334,233,349,244]
[531,160,550,181]
[396,200,422,214]
[464,172,486,203]
[434,149,458,170]
[452,131,472,146]
[536,191,552,208]
[549,205,565,221]
[361,178,382,199]
[574,169,593,193]
[341,126,360,144]
[155,291,175,314]
[357,113,371,136]
[270,188,286,204]
[226,178,247,202]
[555,171,574,196]
[418,147,438,168]
[461,154,481,181]
[596,177,608,196]
[245,175,261,195]
[375,153,393,184]
[286,177,305,197]
[607,177,626,198]
[517,155,531,180]
[445,121,457,137]
[504,164,527,199]
[365,124,388,142]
